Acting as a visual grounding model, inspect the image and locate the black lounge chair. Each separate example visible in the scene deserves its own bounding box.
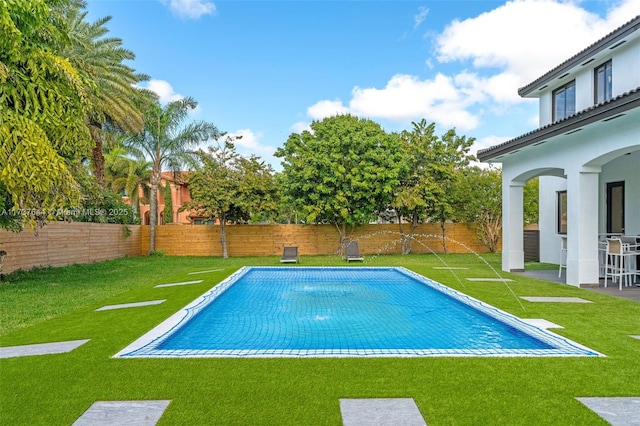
[344,241,364,262]
[280,246,299,263]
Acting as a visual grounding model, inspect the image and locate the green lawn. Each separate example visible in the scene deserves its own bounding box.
[1,254,639,425]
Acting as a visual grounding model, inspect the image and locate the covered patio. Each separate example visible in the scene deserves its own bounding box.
[480,102,639,287]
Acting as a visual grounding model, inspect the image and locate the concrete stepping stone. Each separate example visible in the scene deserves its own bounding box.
[432,267,469,270]
[520,296,592,303]
[188,269,224,275]
[340,398,427,426]
[521,319,563,329]
[577,397,640,426]
[0,339,90,359]
[154,280,202,288]
[95,300,166,311]
[73,400,171,426]
[466,278,513,282]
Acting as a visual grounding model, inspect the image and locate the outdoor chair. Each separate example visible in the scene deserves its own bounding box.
[344,241,364,262]
[604,238,636,290]
[280,246,299,263]
[558,236,567,278]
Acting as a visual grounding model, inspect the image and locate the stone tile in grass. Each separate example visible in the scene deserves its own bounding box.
[73,400,171,426]
[0,339,90,359]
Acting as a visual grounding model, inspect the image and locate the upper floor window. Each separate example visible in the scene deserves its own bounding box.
[553,81,575,122]
[594,60,612,104]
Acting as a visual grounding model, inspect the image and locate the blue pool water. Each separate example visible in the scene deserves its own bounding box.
[116,267,601,357]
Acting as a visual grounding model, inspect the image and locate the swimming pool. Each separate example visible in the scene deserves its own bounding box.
[115,267,601,358]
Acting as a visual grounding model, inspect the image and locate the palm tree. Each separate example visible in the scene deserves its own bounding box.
[105,147,152,224]
[124,98,218,253]
[62,3,153,187]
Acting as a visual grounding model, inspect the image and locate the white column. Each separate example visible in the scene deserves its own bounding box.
[566,167,600,286]
[502,181,525,272]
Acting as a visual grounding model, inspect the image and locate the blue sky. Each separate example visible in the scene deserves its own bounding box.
[87,0,640,169]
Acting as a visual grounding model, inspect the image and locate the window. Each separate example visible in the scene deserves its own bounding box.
[557,191,567,234]
[553,81,575,122]
[595,60,612,104]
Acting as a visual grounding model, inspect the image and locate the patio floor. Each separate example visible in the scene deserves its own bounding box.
[514,270,640,303]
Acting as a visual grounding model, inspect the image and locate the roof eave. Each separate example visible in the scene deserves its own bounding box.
[518,16,640,97]
[477,90,640,162]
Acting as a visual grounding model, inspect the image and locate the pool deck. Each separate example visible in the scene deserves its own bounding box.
[514,270,640,303]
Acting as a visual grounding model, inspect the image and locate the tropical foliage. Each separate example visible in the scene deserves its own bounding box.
[61,2,151,187]
[123,97,218,252]
[183,137,279,258]
[0,0,90,228]
[393,119,475,253]
[276,115,404,250]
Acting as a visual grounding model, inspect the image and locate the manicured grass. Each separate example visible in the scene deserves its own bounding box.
[1,254,639,425]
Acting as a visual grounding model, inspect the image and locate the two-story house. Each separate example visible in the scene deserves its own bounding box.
[477,16,640,287]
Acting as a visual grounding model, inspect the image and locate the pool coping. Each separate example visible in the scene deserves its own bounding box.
[114,266,603,358]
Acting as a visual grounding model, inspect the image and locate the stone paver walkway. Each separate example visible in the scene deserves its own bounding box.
[0,339,90,359]
[466,278,514,282]
[340,398,426,426]
[577,397,640,426]
[95,300,166,311]
[154,280,202,288]
[432,267,469,270]
[188,269,224,275]
[521,319,563,329]
[73,401,171,426]
[520,296,592,303]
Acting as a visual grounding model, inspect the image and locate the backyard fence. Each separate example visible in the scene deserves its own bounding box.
[1,222,499,274]
[0,222,142,275]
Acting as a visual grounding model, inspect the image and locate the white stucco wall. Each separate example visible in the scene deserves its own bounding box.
[538,176,566,265]
[536,35,639,127]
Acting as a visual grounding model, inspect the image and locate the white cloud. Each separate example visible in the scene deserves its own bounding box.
[228,129,280,168]
[307,100,350,120]
[414,6,429,29]
[435,0,640,93]
[138,79,203,116]
[306,73,481,130]
[161,0,216,20]
[290,121,311,134]
[296,0,639,135]
[140,79,184,104]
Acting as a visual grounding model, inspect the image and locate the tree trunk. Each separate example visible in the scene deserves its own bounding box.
[336,223,347,255]
[149,168,160,254]
[398,220,407,254]
[220,212,228,259]
[440,218,447,254]
[90,127,105,188]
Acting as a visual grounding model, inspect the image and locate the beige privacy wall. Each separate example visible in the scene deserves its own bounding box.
[141,223,496,257]
[0,222,142,274]
[1,222,497,274]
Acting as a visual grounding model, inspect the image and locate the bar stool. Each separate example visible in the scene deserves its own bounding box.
[558,236,567,278]
[604,238,636,290]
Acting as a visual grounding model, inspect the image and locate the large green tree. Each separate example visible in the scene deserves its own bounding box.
[276,115,404,250]
[183,137,278,258]
[123,97,218,253]
[0,0,92,228]
[393,120,475,253]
